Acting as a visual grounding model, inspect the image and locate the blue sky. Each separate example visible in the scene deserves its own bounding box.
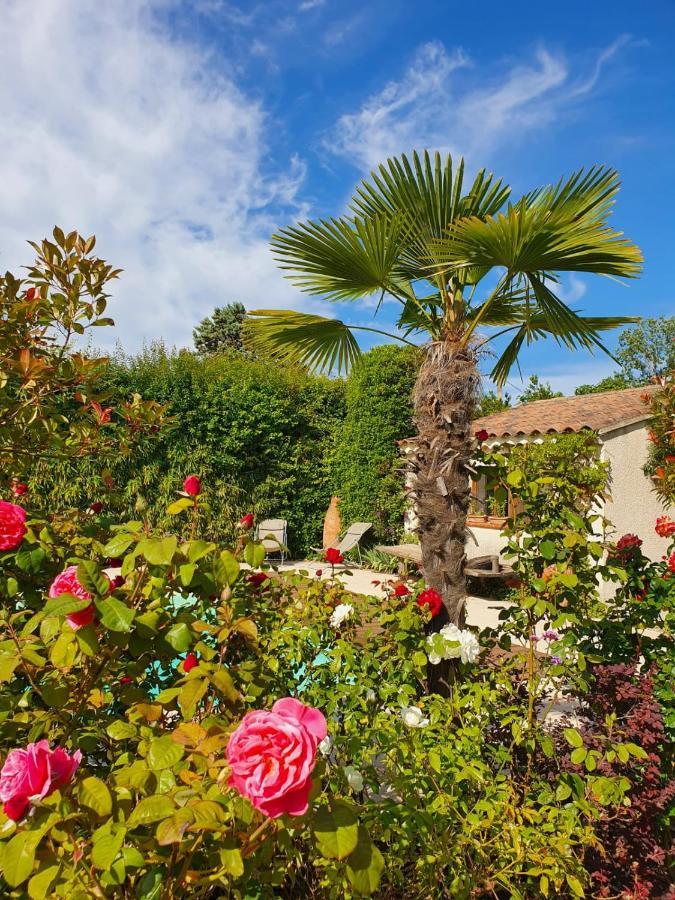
[0,0,673,394]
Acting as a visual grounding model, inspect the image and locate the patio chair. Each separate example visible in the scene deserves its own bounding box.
[313,522,372,566]
[256,518,288,563]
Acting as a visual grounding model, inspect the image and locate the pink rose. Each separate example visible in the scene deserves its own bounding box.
[0,501,27,551]
[183,475,201,496]
[48,565,110,630]
[0,740,81,821]
[226,697,326,818]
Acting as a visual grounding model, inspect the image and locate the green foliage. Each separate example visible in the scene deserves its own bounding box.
[517,374,563,404]
[28,343,346,556]
[643,372,675,505]
[615,316,675,383]
[193,301,247,354]
[332,345,418,543]
[476,390,511,416]
[574,373,631,394]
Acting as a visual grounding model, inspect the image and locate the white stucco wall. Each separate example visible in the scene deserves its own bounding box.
[600,421,672,562]
[465,524,506,560]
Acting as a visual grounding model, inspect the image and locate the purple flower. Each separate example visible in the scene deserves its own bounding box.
[542,629,560,642]
[550,656,562,666]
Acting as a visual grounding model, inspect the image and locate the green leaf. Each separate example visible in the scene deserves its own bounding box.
[42,594,92,618]
[103,532,137,557]
[219,839,244,877]
[570,747,587,765]
[186,540,215,563]
[147,736,184,771]
[0,653,20,682]
[179,563,196,587]
[210,668,239,702]
[107,720,137,740]
[216,550,240,585]
[539,540,556,560]
[156,809,194,845]
[243,542,265,569]
[79,777,112,817]
[506,468,523,487]
[75,624,99,657]
[165,622,191,652]
[91,828,125,870]
[50,632,77,668]
[564,728,583,748]
[96,597,135,632]
[555,782,572,801]
[178,678,208,719]
[624,742,648,759]
[314,801,359,860]
[77,561,112,597]
[2,830,42,887]
[566,874,585,897]
[167,497,194,515]
[28,864,60,899]
[139,536,178,566]
[346,826,385,895]
[127,795,175,828]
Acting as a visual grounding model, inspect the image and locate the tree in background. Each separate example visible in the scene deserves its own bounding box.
[615,316,675,383]
[575,373,631,394]
[246,151,641,630]
[333,345,418,543]
[517,374,563,404]
[476,390,512,417]
[193,301,247,354]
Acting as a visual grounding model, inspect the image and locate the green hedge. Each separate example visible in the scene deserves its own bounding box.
[332,345,419,543]
[30,344,346,556]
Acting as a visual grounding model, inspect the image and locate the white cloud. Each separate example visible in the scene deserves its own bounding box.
[0,0,311,351]
[299,0,325,10]
[328,39,630,170]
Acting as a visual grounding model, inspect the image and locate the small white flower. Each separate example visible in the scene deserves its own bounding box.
[343,766,364,792]
[426,624,480,664]
[329,603,354,629]
[400,705,429,728]
[365,688,377,703]
[318,735,333,756]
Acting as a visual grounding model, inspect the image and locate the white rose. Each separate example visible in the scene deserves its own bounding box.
[329,603,354,629]
[458,629,480,664]
[343,766,364,792]
[400,705,429,728]
[318,735,333,756]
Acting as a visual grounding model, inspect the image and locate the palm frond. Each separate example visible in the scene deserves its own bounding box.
[244,310,362,374]
[430,165,643,278]
[271,213,410,301]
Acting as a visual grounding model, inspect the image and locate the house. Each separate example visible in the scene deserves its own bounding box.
[467,386,671,589]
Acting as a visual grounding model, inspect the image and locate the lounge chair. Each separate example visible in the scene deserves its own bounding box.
[313,522,372,566]
[257,518,288,563]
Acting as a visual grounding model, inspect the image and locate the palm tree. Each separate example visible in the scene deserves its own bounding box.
[246,151,642,630]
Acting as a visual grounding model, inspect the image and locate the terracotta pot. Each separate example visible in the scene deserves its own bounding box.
[322,496,341,550]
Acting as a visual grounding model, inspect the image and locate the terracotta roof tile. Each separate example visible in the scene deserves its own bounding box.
[473,386,658,438]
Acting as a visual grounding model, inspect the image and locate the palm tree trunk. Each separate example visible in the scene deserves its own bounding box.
[406,340,478,687]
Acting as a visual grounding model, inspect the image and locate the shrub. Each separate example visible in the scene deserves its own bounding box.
[333,345,419,543]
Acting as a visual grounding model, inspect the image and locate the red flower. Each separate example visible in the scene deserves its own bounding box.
[119,676,132,685]
[324,547,344,565]
[183,653,199,672]
[239,512,254,529]
[0,501,27,551]
[110,575,125,589]
[89,501,104,514]
[616,533,643,555]
[315,569,322,577]
[668,552,675,574]
[48,565,112,630]
[655,516,675,538]
[25,287,39,303]
[11,483,27,497]
[248,572,269,588]
[475,429,489,442]
[183,475,201,496]
[417,588,443,617]
[393,583,410,597]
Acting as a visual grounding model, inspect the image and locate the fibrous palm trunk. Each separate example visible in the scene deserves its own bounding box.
[405,340,478,691]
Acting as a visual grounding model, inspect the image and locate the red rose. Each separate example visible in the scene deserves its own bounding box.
[248,572,269,588]
[48,565,111,630]
[0,501,27,551]
[119,676,132,685]
[417,588,443,617]
[324,547,344,565]
[183,653,199,672]
[11,483,27,497]
[183,475,201,496]
[110,575,125,589]
[89,501,104,514]
[315,569,322,577]
[655,516,675,538]
[393,583,410,597]
[616,533,642,555]
[239,513,254,529]
[475,429,489,442]
[668,552,675,574]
